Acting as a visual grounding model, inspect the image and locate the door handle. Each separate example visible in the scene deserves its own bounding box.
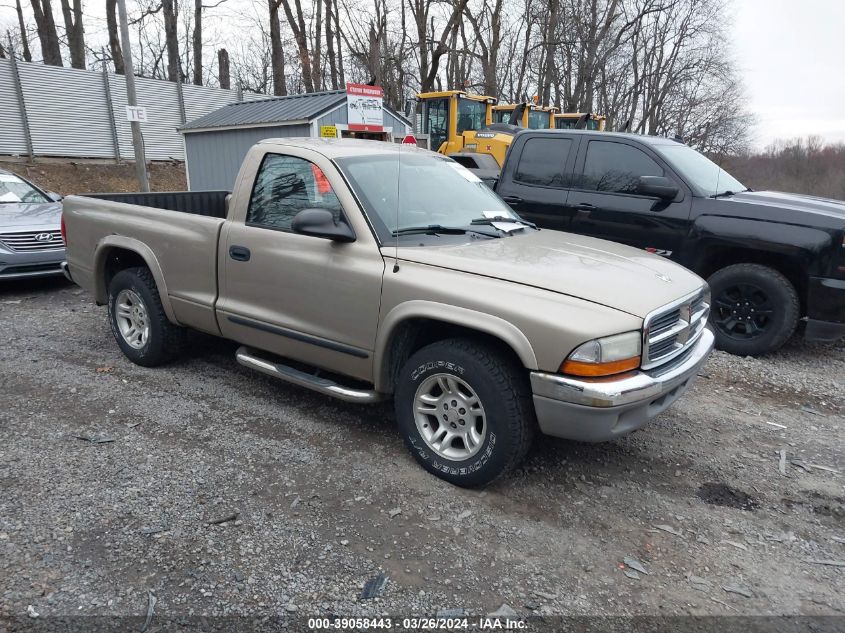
[574,203,596,211]
[229,245,251,262]
[501,195,523,205]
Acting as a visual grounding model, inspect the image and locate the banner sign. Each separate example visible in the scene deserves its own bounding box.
[346,83,384,132]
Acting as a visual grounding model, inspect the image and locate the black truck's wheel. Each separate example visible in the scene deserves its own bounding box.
[708,263,799,356]
[107,267,186,367]
[394,338,535,488]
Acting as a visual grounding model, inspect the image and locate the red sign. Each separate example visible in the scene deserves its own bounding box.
[401,135,417,146]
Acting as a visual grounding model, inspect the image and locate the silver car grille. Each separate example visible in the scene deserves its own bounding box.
[0,230,64,252]
[642,287,710,370]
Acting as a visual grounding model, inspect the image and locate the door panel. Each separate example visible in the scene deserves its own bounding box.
[568,139,692,257]
[216,151,385,381]
[496,134,579,232]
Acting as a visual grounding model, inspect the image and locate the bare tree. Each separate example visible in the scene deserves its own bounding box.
[161,0,180,81]
[268,0,288,94]
[14,0,34,62]
[30,0,63,66]
[105,0,124,73]
[59,0,85,68]
[280,0,315,92]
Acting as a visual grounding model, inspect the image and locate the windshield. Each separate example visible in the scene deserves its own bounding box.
[0,173,48,203]
[456,99,487,134]
[528,110,550,129]
[655,144,745,197]
[336,153,520,242]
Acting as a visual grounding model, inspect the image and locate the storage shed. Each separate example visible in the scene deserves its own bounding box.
[179,88,412,191]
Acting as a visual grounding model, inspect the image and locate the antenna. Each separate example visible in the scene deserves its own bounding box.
[393,136,401,273]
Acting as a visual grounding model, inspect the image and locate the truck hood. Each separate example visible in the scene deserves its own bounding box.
[729,190,845,223]
[392,230,704,318]
[0,201,63,230]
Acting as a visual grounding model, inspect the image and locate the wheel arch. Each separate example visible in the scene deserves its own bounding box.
[93,236,180,325]
[374,301,538,393]
[695,245,808,315]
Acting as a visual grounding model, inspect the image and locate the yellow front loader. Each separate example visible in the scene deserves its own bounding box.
[554,112,607,131]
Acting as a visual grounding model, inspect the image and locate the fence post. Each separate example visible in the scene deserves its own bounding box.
[8,50,34,161]
[101,55,122,164]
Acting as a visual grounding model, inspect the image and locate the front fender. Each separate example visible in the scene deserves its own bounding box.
[373,300,538,392]
[93,235,180,325]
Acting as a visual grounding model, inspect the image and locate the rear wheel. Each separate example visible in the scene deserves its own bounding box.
[107,267,186,366]
[708,263,799,356]
[394,338,535,487]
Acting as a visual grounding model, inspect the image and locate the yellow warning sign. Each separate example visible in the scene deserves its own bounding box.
[320,125,338,138]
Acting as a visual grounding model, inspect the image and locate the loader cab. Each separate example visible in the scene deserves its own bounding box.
[554,112,607,131]
[528,106,557,129]
[493,104,557,129]
[417,90,495,154]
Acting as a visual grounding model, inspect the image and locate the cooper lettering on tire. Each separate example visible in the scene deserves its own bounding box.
[395,338,534,487]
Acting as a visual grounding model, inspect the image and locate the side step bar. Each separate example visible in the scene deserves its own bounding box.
[235,346,387,404]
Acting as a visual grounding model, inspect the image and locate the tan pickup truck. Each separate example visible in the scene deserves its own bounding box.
[62,138,713,486]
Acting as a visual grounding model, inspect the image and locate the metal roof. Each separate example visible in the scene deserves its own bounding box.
[179,90,347,133]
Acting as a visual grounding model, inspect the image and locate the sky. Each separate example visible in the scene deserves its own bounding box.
[730,0,845,149]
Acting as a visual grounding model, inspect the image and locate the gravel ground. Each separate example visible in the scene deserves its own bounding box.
[1,278,843,629]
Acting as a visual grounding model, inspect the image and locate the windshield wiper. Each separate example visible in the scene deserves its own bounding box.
[391,224,499,238]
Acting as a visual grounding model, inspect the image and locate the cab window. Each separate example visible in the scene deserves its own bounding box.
[247,153,342,232]
[514,137,572,187]
[578,141,664,194]
[456,98,486,134]
[423,98,449,152]
[528,110,550,129]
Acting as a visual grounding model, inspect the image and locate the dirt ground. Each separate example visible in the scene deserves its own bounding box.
[0,160,187,196]
[0,278,843,631]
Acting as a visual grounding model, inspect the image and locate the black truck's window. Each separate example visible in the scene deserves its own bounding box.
[514,137,572,187]
[247,153,342,232]
[579,140,663,194]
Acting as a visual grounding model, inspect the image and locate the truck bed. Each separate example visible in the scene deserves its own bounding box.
[83,190,230,218]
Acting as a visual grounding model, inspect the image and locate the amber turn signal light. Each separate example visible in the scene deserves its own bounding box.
[561,356,641,377]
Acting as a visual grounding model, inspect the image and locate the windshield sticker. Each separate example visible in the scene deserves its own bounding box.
[446,162,482,183]
[0,192,22,202]
[0,174,25,183]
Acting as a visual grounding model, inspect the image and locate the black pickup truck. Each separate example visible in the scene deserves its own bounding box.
[474,130,845,355]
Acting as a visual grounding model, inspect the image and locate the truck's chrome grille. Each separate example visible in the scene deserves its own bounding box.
[642,287,710,370]
[0,230,64,252]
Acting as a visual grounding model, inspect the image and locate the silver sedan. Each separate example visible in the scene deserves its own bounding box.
[0,169,66,280]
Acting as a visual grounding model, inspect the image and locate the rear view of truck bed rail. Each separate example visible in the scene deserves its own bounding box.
[83,190,230,218]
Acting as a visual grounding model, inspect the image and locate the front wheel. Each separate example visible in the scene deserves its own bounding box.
[708,263,799,356]
[394,338,535,487]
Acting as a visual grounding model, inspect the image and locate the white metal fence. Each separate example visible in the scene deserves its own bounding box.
[0,58,263,161]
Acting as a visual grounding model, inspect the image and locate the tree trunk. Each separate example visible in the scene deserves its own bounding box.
[218,48,230,89]
[280,0,314,92]
[269,0,287,95]
[324,0,338,89]
[30,0,63,66]
[16,0,33,62]
[540,0,559,105]
[105,0,123,73]
[334,0,344,85]
[60,0,85,68]
[312,0,322,90]
[192,0,203,84]
[162,0,180,82]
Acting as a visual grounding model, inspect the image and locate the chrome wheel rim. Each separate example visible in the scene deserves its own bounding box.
[114,289,150,349]
[413,373,487,461]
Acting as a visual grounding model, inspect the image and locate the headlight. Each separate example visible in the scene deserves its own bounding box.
[561,331,642,377]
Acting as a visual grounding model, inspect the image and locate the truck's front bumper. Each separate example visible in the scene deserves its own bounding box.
[530,328,714,442]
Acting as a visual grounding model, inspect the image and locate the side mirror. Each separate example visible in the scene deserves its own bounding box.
[291,208,355,243]
[47,191,63,202]
[637,176,679,200]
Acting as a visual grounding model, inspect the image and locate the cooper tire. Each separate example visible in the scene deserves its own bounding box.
[107,267,186,367]
[395,338,535,487]
[708,263,799,356]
